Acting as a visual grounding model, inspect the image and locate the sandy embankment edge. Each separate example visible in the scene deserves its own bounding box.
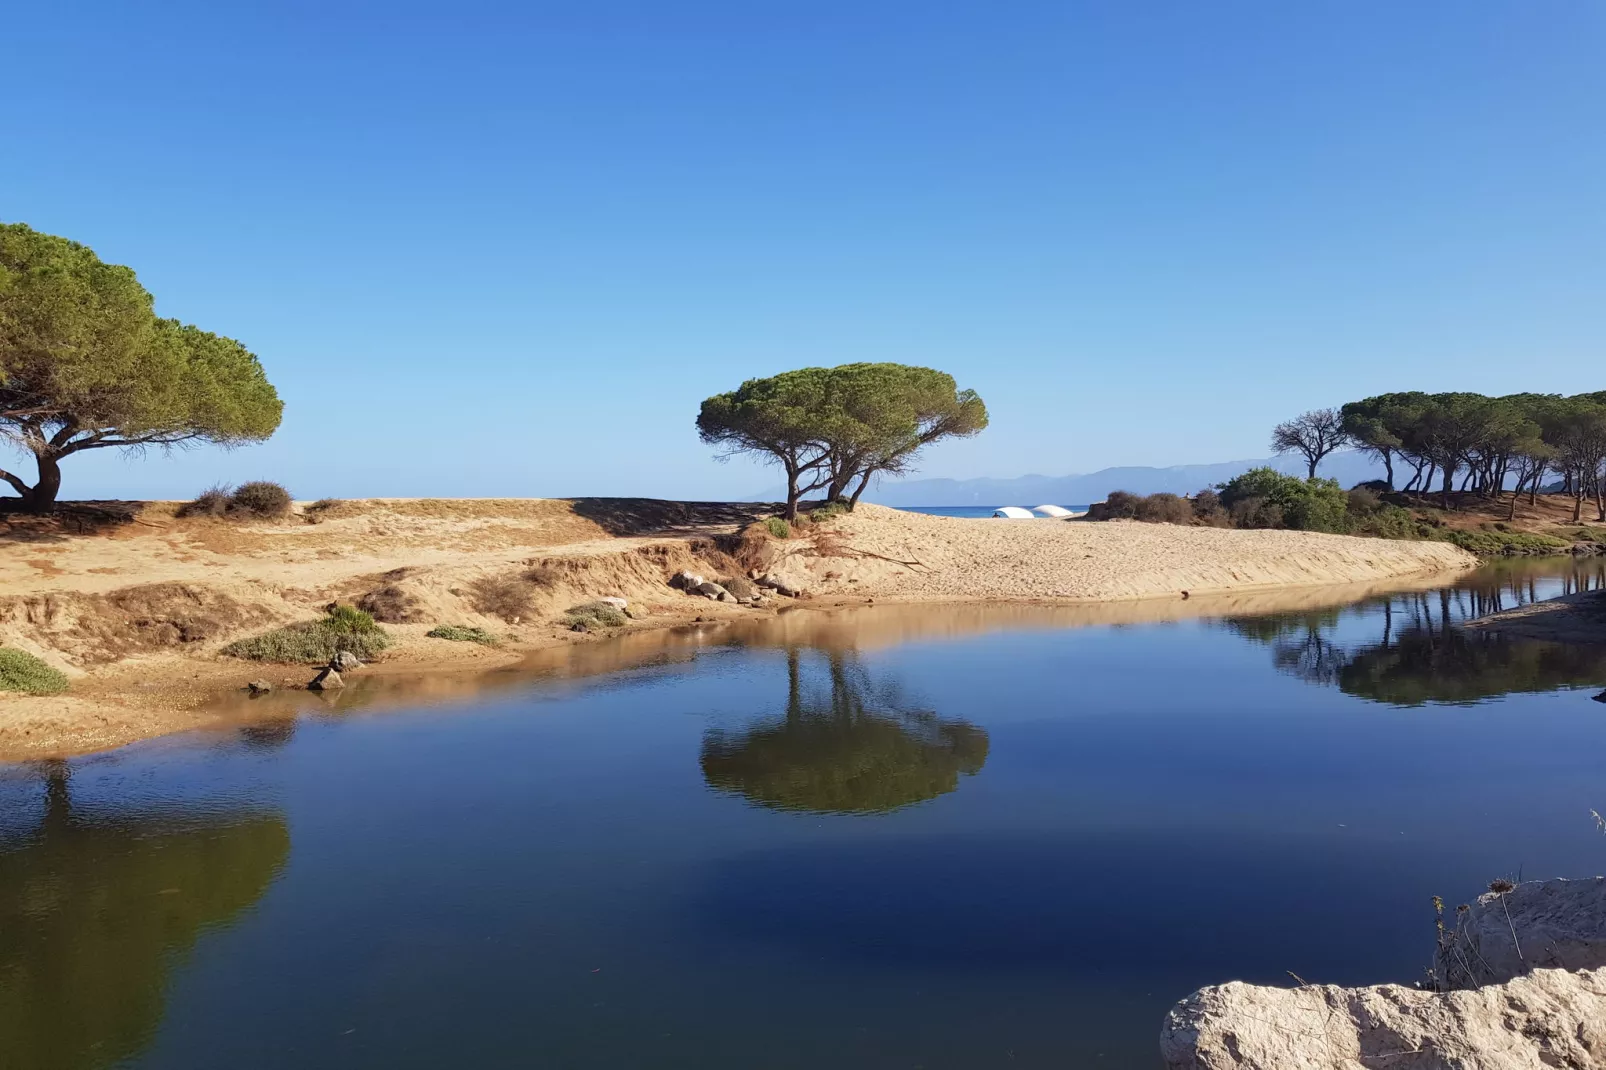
[1465,587,1606,644]
[0,501,1478,762]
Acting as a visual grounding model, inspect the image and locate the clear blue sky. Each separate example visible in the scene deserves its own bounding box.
[5,1,1602,500]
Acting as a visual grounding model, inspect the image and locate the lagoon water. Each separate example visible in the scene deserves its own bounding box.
[4,560,1606,1069]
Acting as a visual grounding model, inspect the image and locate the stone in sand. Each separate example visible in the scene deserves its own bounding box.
[308,667,344,691]
[670,571,705,590]
[332,651,363,671]
[598,596,628,609]
[246,679,273,694]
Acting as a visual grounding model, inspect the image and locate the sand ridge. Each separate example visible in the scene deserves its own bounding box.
[766,504,1475,602]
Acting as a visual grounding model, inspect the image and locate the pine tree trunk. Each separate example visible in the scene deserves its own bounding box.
[22,453,62,514]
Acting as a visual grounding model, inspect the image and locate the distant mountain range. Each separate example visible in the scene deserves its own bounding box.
[851,450,1387,507]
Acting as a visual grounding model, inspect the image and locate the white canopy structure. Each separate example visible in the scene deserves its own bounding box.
[992,506,1036,519]
[1032,504,1073,517]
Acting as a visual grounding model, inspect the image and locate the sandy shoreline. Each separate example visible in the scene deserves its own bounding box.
[1,498,1477,761]
[1466,587,1606,644]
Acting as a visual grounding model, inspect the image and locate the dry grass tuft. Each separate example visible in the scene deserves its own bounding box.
[468,574,536,622]
[357,584,423,624]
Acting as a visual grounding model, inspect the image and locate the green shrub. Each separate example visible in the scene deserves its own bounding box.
[0,649,69,694]
[1352,504,1419,539]
[222,605,390,663]
[177,484,232,518]
[563,601,628,632]
[1191,489,1227,525]
[1218,468,1348,533]
[1346,487,1383,515]
[426,625,500,645]
[808,502,848,523]
[228,481,292,518]
[764,516,792,539]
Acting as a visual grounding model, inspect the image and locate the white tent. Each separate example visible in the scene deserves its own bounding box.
[1032,504,1073,517]
[993,506,1036,519]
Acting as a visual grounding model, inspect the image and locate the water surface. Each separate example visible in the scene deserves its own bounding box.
[4,559,1605,1069]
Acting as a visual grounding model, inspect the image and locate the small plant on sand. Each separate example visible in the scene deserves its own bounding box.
[0,649,70,694]
[764,516,791,539]
[222,604,390,663]
[807,502,847,523]
[303,498,346,524]
[468,574,536,622]
[563,601,628,632]
[177,484,233,518]
[228,481,292,519]
[426,625,500,645]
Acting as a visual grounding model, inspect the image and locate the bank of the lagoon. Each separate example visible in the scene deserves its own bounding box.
[4,558,1604,1069]
[0,498,1472,760]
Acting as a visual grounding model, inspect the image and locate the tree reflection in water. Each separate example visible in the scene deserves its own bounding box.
[1221,563,1606,706]
[0,761,289,1070]
[701,649,989,814]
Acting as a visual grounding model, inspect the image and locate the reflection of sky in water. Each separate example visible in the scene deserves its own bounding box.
[3,559,1605,1070]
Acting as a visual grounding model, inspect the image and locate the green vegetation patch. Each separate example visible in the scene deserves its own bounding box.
[763,516,792,539]
[0,648,70,694]
[563,601,628,632]
[222,605,391,663]
[426,625,500,646]
[1435,529,1573,556]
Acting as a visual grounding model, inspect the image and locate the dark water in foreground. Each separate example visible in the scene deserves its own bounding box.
[4,561,1606,1070]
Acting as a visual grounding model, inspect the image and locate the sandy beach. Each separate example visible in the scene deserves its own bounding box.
[0,498,1475,759]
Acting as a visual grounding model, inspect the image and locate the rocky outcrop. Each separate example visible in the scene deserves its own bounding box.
[308,667,343,691]
[1161,967,1606,1070]
[1436,878,1606,987]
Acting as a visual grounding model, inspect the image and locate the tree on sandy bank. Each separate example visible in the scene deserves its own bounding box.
[696,363,986,520]
[1271,408,1348,479]
[0,223,282,512]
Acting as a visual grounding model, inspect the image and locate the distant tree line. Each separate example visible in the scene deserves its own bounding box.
[1276,391,1606,521]
[697,363,988,520]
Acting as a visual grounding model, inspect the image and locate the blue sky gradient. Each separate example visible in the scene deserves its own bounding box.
[5,1,1602,500]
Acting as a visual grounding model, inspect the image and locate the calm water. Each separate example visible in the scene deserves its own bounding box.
[4,560,1606,1070]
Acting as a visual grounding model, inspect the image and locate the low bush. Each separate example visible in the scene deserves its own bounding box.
[177,484,232,518]
[1436,529,1572,556]
[1351,504,1419,540]
[426,625,500,645]
[0,648,70,694]
[222,605,391,663]
[303,498,345,524]
[764,516,792,539]
[524,564,562,588]
[228,481,292,519]
[563,601,628,632]
[357,584,422,624]
[1133,492,1194,525]
[807,502,848,523]
[1190,489,1228,525]
[1346,487,1383,515]
[468,575,535,622]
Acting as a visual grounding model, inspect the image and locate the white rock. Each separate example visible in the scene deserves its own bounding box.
[598,596,628,609]
[1436,877,1606,987]
[1161,966,1606,1070]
